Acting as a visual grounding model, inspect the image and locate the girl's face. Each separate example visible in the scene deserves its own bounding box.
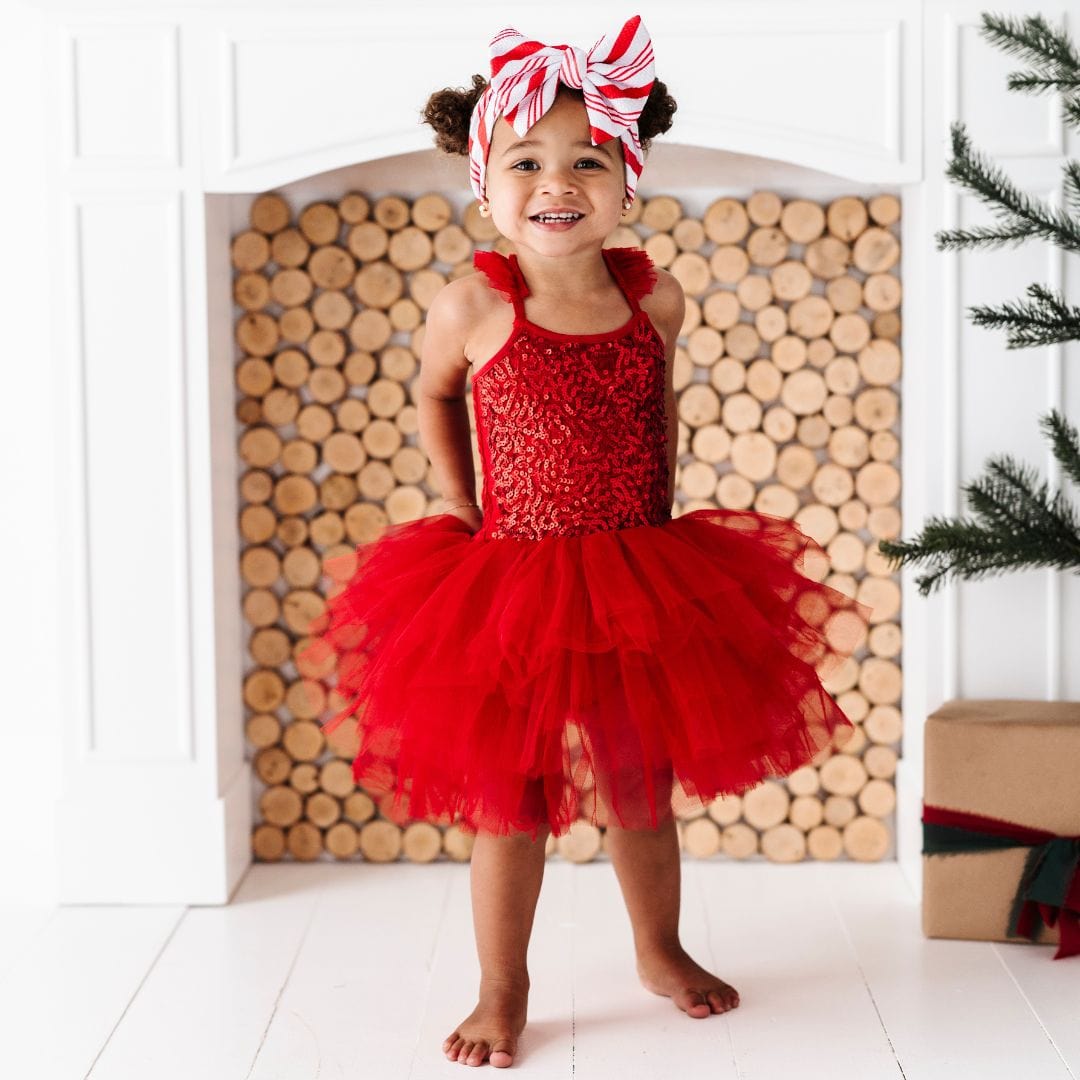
[484,90,628,256]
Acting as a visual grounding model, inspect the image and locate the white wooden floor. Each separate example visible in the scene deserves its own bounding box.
[1,858,1076,1079]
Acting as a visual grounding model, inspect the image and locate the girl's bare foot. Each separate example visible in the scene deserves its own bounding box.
[442,976,529,1067]
[636,943,740,1018]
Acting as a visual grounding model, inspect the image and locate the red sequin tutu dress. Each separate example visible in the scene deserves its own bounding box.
[301,245,873,839]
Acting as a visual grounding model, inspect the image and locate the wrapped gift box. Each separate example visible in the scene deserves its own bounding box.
[922,698,1080,959]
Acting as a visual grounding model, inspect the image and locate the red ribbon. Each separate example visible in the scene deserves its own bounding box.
[922,802,1080,960]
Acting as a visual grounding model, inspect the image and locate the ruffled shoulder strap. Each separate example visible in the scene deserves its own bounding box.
[473,249,521,305]
[603,246,658,304]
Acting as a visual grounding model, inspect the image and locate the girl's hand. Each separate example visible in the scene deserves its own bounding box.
[446,504,483,534]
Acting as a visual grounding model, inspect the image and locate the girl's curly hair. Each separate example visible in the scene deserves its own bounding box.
[421,74,677,157]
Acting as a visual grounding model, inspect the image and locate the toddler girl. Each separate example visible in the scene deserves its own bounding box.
[303,13,872,1069]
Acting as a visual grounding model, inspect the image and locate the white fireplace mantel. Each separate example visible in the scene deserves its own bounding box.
[4,0,1076,905]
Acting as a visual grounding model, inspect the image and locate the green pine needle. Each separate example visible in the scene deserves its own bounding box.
[967,283,1080,348]
[879,411,1080,595]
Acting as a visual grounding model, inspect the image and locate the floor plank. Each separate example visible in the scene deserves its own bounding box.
[824,862,1073,1080]
[698,861,904,1079]
[247,862,451,1079]
[0,902,59,973]
[995,940,1080,1077]
[0,903,183,1079]
[87,863,333,1080]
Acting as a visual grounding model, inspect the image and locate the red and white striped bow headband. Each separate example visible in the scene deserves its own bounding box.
[467,14,656,206]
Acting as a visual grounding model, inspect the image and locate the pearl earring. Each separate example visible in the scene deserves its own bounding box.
[478,200,490,217]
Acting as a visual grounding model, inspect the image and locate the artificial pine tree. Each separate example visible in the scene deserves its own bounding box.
[878,12,1080,595]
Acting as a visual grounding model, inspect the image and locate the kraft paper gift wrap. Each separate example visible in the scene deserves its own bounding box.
[922,698,1080,957]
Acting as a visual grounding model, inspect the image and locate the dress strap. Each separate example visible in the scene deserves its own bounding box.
[472,245,657,320]
[601,246,658,314]
[473,249,527,320]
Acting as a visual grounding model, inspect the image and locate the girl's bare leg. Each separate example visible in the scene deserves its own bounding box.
[579,689,740,1020]
[443,823,550,1067]
[603,781,741,1017]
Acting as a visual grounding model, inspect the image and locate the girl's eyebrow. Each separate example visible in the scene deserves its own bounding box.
[501,138,610,157]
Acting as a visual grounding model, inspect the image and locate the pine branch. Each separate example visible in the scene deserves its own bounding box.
[1065,160,1080,218]
[936,221,1051,251]
[934,122,1080,254]
[967,283,1080,348]
[1008,74,1080,93]
[877,411,1080,595]
[966,455,1080,564]
[980,12,1080,116]
[970,457,1078,547]
[877,515,1037,595]
[1040,408,1080,491]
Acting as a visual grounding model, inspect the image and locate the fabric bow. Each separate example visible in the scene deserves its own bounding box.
[467,14,656,205]
[922,801,1080,960]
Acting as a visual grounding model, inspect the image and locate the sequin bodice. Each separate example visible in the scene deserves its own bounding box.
[470,246,671,540]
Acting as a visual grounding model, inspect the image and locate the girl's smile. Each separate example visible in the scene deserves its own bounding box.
[529,210,586,231]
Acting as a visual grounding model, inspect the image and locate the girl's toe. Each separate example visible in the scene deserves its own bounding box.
[678,988,710,1016]
[489,1041,515,1067]
[467,1041,488,1065]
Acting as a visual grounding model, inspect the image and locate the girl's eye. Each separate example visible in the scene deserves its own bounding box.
[511,159,602,171]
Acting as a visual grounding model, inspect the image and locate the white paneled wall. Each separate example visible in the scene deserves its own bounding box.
[1,3,59,905]
[946,9,1078,701]
[2,0,1072,905]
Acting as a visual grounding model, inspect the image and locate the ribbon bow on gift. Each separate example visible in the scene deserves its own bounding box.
[467,13,656,206]
[922,802,1080,959]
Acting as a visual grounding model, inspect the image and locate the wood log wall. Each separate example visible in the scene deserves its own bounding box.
[234,188,903,866]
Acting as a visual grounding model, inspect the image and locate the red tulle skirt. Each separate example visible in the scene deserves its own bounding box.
[299,508,873,839]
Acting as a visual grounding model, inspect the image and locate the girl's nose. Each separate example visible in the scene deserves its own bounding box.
[539,166,579,194]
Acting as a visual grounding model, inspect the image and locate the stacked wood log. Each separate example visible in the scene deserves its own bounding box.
[236,188,902,866]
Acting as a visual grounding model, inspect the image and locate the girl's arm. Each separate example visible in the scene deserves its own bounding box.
[658,275,685,509]
[417,281,479,508]
[665,347,678,508]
